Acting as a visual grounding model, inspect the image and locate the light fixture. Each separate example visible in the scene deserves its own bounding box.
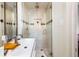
[35,2,39,9]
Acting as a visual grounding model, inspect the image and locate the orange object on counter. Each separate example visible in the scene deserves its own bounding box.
[4,43,18,50]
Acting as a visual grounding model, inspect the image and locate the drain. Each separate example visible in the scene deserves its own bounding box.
[41,55,44,57]
[41,49,43,51]
[24,46,27,49]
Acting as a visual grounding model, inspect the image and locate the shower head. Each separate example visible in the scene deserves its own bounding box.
[35,2,39,9]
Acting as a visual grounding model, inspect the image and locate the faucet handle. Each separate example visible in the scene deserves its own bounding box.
[1,35,8,43]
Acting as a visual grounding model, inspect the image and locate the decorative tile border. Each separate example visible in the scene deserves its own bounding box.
[46,19,52,25]
[22,19,52,25]
[41,23,45,25]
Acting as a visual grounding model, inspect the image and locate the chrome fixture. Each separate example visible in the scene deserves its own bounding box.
[35,2,39,9]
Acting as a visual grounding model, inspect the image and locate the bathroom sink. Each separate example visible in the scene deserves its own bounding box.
[6,38,36,57]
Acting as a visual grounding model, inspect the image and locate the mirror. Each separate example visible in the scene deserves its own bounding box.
[4,2,17,41]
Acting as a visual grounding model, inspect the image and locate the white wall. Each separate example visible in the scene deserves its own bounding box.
[66,3,78,57]
[17,2,23,35]
[52,3,67,57]
[52,2,78,57]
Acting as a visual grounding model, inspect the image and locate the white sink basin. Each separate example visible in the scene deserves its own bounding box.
[6,38,36,57]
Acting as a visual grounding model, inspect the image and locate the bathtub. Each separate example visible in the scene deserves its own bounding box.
[6,38,36,57]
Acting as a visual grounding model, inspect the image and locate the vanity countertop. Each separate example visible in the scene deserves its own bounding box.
[6,38,35,57]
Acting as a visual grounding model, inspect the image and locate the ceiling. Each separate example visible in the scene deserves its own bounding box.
[23,2,52,9]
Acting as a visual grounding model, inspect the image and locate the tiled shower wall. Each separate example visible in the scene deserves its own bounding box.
[22,3,47,49]
[21,3,52,56]
[45,6,52,56]
[6,8,13,36]
[22,3,29,38]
